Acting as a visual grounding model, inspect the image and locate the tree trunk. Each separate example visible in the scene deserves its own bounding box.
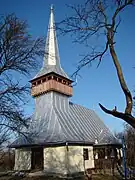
[107,31,133,115]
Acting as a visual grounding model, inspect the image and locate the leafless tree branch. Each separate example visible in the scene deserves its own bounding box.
[0,14,45,147]
[58,0,135,128]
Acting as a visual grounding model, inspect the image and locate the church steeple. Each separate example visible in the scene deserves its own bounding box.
[44,5,60,67]
[31,6,73,97]
[34,5,69,79]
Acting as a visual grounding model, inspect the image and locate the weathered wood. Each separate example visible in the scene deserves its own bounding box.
[31,79,72,97]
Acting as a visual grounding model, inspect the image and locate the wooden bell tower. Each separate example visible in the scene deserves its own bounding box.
[31,73,72,97]
[30,6,73,97]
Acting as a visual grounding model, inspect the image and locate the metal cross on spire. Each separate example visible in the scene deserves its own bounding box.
[50,4,53,10]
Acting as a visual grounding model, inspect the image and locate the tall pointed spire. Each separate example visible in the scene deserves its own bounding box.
[34,5,69,79]
[44,5,60,66]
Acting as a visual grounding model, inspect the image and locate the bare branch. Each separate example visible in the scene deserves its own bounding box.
[112,0,134,29]
[0,13,44,146]
[99,103,135,128]
[72,41,109,79]
[59,0,135,128]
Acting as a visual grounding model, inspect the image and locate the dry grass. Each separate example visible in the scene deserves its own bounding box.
[91,174,121,180]
[0,174,122,180]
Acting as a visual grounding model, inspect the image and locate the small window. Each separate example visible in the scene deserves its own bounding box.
[37,80,41,85]
[32,82,36,87]
[58,78,62,83]
[42,78,46,82]
[63,80,66,84]
[83,148,89,160]
[48,76,51,80]
[53,76,57,81]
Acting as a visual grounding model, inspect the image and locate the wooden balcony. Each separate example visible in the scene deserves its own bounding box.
[31,79,72,97]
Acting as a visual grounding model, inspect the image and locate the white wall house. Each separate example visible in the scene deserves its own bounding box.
[14,146,94,174]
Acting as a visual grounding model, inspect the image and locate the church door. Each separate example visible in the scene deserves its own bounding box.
[31,147,43,170]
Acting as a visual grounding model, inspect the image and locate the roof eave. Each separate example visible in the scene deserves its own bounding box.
[9,141,94,149]
[30,72,73,83]
[93,143,122,148]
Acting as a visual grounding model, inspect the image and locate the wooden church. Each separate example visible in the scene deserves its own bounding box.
[10,6,121,175]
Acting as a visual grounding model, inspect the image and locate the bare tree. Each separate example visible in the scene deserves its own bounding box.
[58,0,135,128]
[125,125,135,167]
[0,14,44,144]
[116,125,135,167]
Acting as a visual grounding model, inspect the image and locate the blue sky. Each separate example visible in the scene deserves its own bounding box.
[1,0,135,133]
